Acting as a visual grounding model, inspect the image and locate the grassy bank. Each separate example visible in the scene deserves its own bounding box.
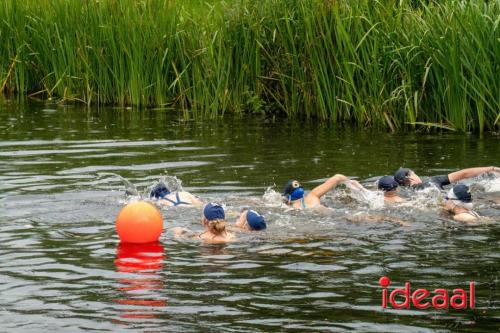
[0,0,499,131]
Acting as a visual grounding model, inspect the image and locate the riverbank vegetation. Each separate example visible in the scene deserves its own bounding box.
[0,0,498,131]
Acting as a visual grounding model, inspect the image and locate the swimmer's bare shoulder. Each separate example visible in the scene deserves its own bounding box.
[172,227,236,243]
[199,232,236,244]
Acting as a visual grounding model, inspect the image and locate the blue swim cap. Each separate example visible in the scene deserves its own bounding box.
[289,187,305,201]
[151,183,170,198]
[394,167,411,186]
[246,210,267,231]
[378,176,399,192]
[447,184,472,203]
[283,180,304,201]
[204,203,225,221]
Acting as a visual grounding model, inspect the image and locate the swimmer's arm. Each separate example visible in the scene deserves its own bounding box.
[310,174,349,199]
[186,193,204,207]
[448,166,500,183]
[453,214,479,223]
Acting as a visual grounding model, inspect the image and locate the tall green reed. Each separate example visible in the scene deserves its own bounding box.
[0,0,498,131]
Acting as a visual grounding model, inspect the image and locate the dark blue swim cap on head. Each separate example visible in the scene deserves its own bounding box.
[394,167,411,185]
[151,183,170,198]
[246,210,267,231]
[450,184,472,203]
[204,203,225,221]
[289,188,305,201]
[378,176,399,192]
[283,180,304,201]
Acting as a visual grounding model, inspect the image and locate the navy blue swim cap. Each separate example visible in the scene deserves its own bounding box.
[151,183,170,198]
[289,187,305,201]
[246,210,267,231]
[378,176,399,192]
[283,180,304,201]
[204,203,225,221]
[394,167,411,185]
[448,184,472,203]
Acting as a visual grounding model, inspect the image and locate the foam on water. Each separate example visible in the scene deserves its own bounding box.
[262,186,287,208]
[482,176,500,193]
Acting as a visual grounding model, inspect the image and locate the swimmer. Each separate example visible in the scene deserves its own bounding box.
[444,184,481,222]
[377,176,405,203]
[234,208,267,231]
[282,174,358,209]
[173,203,235,243]
[394,166,500,190]
[150,183,203,207]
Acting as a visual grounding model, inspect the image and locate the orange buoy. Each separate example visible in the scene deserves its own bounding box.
[116,201,163,243]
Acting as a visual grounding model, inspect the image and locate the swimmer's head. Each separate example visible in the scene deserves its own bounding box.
[377,176,399,192]
[203,203,227,235]
[203,203,225,221]
[150,183,170,198]
[283,180,305,202]
[236,208,267,231]
[446,185,473,210]
[394,167,422,186]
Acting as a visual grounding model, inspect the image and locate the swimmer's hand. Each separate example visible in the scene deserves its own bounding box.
[490,166,500,175]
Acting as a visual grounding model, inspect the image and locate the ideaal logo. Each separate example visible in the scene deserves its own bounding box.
[379,276,475,310]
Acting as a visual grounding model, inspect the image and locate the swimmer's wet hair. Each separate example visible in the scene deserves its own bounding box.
[207,219,227,236]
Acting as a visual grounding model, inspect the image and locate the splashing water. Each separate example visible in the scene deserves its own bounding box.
[344,181,385,209]
[97,172,139,196]
[480,176,500,193]
[140,175,185,199]
[262,186,287,208]
[159,175,184,192]
[404,185,442,208]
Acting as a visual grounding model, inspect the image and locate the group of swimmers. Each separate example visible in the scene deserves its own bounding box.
[375,166,499,222]
[148,165,500,242]
[150,183,267,243]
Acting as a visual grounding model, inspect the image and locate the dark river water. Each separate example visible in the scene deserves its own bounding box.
[1,102,499,332]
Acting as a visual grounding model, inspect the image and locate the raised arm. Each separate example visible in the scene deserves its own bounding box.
[448,166,499,183]
[310,174,349,199]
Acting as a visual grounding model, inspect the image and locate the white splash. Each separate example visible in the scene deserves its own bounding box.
[262,186,287,208]
[482,177,500,193]
[344,180,385,209]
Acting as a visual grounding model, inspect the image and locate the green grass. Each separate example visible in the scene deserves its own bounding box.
[0,0,499,132]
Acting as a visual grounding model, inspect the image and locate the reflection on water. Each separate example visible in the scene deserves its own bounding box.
[114,242,167,323]
[0,103,499,332]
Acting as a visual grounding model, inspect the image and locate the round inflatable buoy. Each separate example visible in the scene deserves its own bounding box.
[116,202,163,243]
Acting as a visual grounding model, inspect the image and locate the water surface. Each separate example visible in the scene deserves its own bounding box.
[1,103,499,332]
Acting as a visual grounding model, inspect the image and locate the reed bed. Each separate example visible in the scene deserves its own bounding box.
[0,0,498,131]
